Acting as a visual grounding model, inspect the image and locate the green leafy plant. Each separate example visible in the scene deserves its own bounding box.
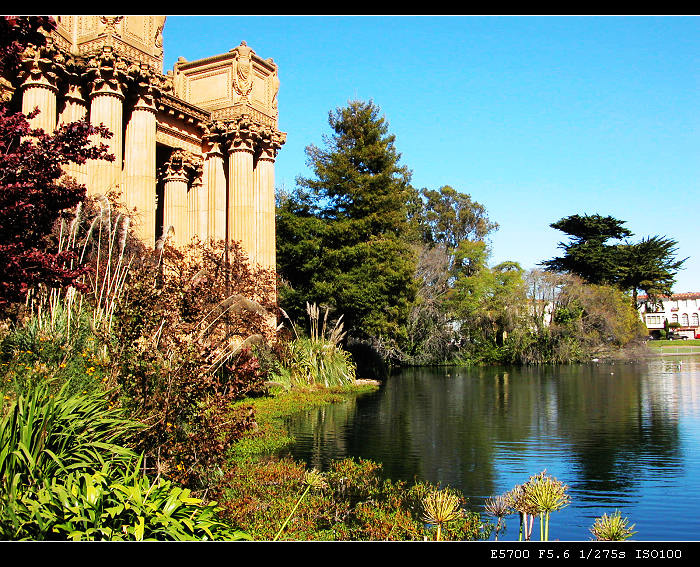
[3,458,249,540]
[0,378,247,540]
[0,378,139,489]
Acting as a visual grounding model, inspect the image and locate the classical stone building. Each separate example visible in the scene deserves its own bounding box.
[6,16,285,271]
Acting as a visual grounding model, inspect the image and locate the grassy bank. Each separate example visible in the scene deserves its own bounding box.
[646,339,700,355]
[647,339,700,347]
[216,380,494,541]
[229,381,380,460]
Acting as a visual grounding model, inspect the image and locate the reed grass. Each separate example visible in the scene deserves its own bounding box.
[276,303,356,388]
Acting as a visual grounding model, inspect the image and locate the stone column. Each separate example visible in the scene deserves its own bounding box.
[254,138,278,271]
[123,81,158,246]
[18,41,63,133]
[21,78,58,133]
[188,171,204,244]
[203,139,227,243]
[58,83,89,186]
[227,121,256,263]
[161,150,190,248]
[85,47,127,196]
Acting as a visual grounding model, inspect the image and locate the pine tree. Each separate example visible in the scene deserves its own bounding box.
[277,100,417,342]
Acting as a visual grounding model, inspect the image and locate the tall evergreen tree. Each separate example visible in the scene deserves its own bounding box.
[277,100,417,342]
[542,213,686,306]
[616,235,686,306]
[541,214,631,285]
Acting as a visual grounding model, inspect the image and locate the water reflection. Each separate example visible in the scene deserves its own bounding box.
[283,355,700,540]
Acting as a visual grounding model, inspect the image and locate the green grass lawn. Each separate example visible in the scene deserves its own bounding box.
[647,338,700,348]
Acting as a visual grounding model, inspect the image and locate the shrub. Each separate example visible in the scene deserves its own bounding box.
[0,378,247,540]
[216,456,492,541]
[108,239,277,488]
[590,510,636,541]
[276,303,356,388]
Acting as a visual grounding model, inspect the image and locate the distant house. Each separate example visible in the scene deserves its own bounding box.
[638,292,700,339]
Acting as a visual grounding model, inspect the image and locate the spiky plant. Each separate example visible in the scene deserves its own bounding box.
[484,494,512,541]
[274,468,327,541]
[505,483,538,541]
[276,303,356,388]
[421,489,463,541]
[590,510,636,541]
[523,471,571,541]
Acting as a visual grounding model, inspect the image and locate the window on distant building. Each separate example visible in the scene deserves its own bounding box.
[682,313,689,326]
[693,313,699,327]
[672,314,679,324]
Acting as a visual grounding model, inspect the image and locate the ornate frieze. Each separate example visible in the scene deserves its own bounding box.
[54,16,165,73]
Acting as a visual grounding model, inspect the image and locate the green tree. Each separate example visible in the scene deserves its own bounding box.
[616,236,686,306]
[414,185,498,251]
[276,100,417,342]
[541,214,631,285]
[542,214,685,307]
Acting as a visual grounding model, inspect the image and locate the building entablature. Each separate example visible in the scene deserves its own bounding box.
[52,16,166,74]
[171,41,280,130]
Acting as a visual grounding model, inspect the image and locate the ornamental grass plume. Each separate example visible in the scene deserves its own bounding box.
[421,489,462,541]
[590,510,636,541]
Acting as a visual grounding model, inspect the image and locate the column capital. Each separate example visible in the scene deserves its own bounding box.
[225,116,256,154]
[85,46,129,100]
[17,37,65,93]
[202,120,228,155]
[160,148,202,183]
[62,81,87,106]
[129,63,166,110]
[257,128,287,161]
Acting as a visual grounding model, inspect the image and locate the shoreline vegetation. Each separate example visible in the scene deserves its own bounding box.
[0,18,684,541]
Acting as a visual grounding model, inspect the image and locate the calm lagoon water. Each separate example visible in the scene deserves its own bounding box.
[282,355,700,541]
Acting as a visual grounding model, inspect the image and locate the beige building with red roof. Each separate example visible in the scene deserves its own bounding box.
[638,292,700,339]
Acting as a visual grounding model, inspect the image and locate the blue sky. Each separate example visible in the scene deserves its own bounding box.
[163,16,699,293]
